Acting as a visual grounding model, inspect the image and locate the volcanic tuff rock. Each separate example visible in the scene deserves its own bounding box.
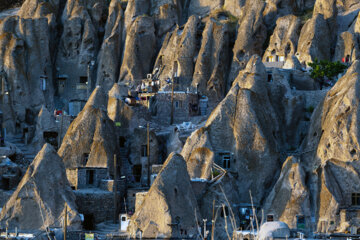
[0,144,81,231]
[56,0,106,102]
[128,153,200,238]
[263,0,314,28]
[334,31,360,62]
[107,83,150,135]
[119,16,156,86]
[300,61,360,232]
[18,0,60,24]
[223,0,245,18]
[32,105,58,152]
[96,0,123,92]
[0,16,54,133]
[58,86,119,175]
[263,15,301,62]
[228,0,267,85]
[188,0,223,17]
[296,14,332,65]
[186,147,214,180]
[191,15,230,102]
[182,56,281,204]
[263,156,311,229]
[153,15,199,91]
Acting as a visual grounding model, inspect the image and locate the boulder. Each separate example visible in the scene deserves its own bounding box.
[191,15,231,103]
[296,14,332,65]
[127,153,200,239]
[0,144,81,231]
[263,15,301,62]
[119,16,156,87]
[228,0,267,87]
[58,86,119,175]
[96,0,124,92]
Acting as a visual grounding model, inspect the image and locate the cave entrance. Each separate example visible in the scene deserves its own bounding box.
[83,214,95,230]
[2,177,10,190]
[133,165,142,182]
[43,131,58,149]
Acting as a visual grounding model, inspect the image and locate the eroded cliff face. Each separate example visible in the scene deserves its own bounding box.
[2,0,360,236]
[0,16,54,132]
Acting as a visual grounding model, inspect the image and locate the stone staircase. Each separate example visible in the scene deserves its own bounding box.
[119,147,132,177]
[6,134,36,164]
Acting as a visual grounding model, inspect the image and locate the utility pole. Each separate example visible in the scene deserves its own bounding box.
[211,200,215,240]
[58,114,63,149]
[147,123,150,187]
[64,204,67,240]
[170,77,174,125]
[114,154,118,223]
[87,60,95,99]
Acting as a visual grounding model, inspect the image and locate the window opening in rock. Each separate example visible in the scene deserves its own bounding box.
[83,214,95,230]
[80,76,88,84]
[133,165,142,182]
[352,193,360,205]
[266,214,274,222]
[86,169,95,185]
[141,145,147,157]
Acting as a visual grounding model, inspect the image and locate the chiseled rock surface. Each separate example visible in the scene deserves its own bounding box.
[186,147,213,180]
[58,86,119,174]
[334,31,360,62]
[32,105,58,152]
[0,16,54,133]
[128,153,200,239]
[153,15,199,91]
[0,144,81,231]
[18,0,60,26]
[188,0,223,17]
[119,16,156,87]
[223,0,245,18]
[191,15,230,102]
[96,0,123,92]
[228,0,267,86]
[56,0,106,102]
[296,14,332,64]
[300,61,360,232]
[263,15,301,62]
[183,56,281,204]
[263,156,311,229]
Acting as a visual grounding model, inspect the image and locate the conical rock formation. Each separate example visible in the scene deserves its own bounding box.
[127,153,200,238]
[58,86,119,175]
[0,144,81,231]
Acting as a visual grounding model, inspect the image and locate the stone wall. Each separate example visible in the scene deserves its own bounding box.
[127,188,148,213]
[74,189,115,224]
[135,192,148,212]
[152,92,199,124]
[66,168,109,189]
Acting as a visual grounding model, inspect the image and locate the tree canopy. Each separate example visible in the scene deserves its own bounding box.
[308,58,347,82]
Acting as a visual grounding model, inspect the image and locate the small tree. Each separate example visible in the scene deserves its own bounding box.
[308,59,347,88]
